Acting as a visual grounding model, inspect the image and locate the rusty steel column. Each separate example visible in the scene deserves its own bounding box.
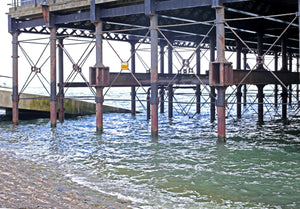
[288,53,293,106]
[12,32,19,125]
[147,88,151,120]
[257,85,265,124]
[281,37,288,120]
[50,27,57,128]
[150,14,159,137]
[274,51,279,108]
[58,38,64,123]
[196,46,201,114]
[168,42,173,118]
[236,40,242,118]
[95,21,104,132]
[130,41,136,116]
[298,0,300,105]
[160,44,165,113]
[297,56,299,102]
[217,87,227,138]
[215,4,227,140]
[243,51,247,106]
[209,34,216,122]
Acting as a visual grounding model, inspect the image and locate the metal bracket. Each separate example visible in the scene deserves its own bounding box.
[145,0,156,15]
[95,96,104,103]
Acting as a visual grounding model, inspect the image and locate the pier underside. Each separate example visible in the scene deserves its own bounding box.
[7,0,300,138]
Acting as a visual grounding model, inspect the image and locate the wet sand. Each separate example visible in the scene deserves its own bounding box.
[0,152,133,209]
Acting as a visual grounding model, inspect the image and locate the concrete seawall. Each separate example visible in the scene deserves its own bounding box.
[0,89,131,119]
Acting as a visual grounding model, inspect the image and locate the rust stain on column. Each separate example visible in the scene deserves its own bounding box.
[95,21,104,133]
[150,14,159,137]
[12,32,19,125]
[50,27,57,128]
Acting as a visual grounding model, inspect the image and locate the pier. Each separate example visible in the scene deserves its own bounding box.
[6,0,300,139]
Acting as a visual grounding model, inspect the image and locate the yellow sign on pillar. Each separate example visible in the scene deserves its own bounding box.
[121,62,128,70]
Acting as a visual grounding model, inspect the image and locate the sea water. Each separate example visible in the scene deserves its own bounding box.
[0,87,299,208]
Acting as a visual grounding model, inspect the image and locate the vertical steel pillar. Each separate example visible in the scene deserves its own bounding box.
[58,38,64,123]
[147,88,151,120]
[12,32,19,125]
[209,34,216,122]
[196,46,201,114]
[236,40,242,118]
[130,41,136,116]
[297,56,299,102]
[236,40,242,70]
[288,53,293,106]
[215,5,227,140]
[50,27,57,128]
[257,33,264,70]
[256,33,264,123]
[95,21,104,132]
[150,14,159,137]
[168,42,173,118]
[274,51,279,108]
[243,51,247,106]
[160,44,165,113]
[257,85,265,124]
[281,37,288,120]
[298,0,300,103]
[236,86,242,119]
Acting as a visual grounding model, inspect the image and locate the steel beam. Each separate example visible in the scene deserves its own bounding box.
[130,41,136,116]
[12,32,19,125]
[210,34,216,122]
[196,47,201,114]
[50,26,57,128]
[150,14,159,137]
[63,70,300,88]
[274,52,279,108]
[236,86,242,119]
[217,87,226,139]
[95,21,104,133]
[168,43,173,118]
[236,40,242,118]
[289,53,293,106]
[160,44,165,113]
[58,38,64,123]
[243,51,247,106]
[297,56,299,102]
[257,85,264,124]
[215,4,227,140]
[281,36,288,120]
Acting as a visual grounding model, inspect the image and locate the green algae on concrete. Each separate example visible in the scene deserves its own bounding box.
[0,89,130,117]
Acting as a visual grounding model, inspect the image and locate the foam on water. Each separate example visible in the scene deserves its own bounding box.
[0,88,299,208]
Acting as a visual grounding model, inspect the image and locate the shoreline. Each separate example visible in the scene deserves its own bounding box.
[0,151,134,209]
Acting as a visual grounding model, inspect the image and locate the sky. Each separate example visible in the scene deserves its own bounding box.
[0,1,12,78]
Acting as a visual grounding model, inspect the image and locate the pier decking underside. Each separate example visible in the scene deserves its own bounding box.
[7,0,300,138]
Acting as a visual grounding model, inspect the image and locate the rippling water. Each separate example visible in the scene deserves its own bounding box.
[0,88,300,208]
